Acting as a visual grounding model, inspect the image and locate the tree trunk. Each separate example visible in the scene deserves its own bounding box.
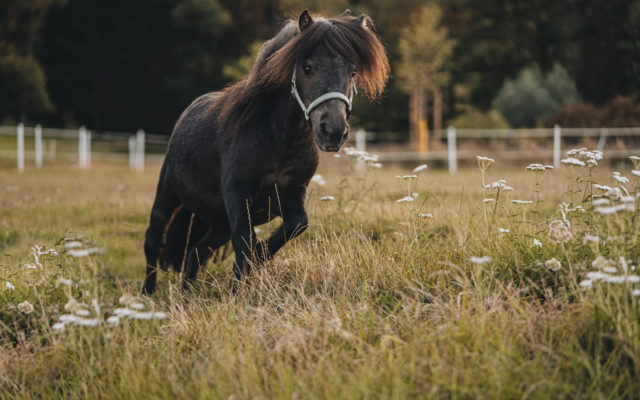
[433,88,443,140]
[409,89,419,149]
[418,89,429,153]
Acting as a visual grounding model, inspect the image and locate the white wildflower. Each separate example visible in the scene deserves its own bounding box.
[482,198,495,203]
[24,263,38,270]
[633,289,640,297]
[51,322,65,331]
[512,200,534,204]
[396,196,414,203]
[470,256,491,265]
[67,248,101,258]
[561,158,586,167]
[59,314,80,323]
[395,175,418,180]
[632,170,640,177]
[592,256,615,270]
[5,281,15,290]
[583,235,600,244]
[319,196,334,201]
[592,198,610,206]
[412,164,428,173]
[533,238,542,248]
[594,204,635,215]
[55,277,73,287]
[75,309,91,317]
[369,162,382,168]
[74,318,100,327]
[476,156,495,163]
[545,258,562,272]
[418,213,433,219]
[548,220,572,243]
[310,174,326,186]
[579,279,593,288]
[64,241,83,250]
[106,316,120,325]
[17,301,34,314]
[613,172,629,184]
[130,302,145,310]
[498,228,510,233]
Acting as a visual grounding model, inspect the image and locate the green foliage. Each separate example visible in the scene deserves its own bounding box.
[493,64,580,128]
[546,95,640,128]
[222,41,263,81]
[0,54,53,117]
[397,3,455,93]
[447,107,510,129]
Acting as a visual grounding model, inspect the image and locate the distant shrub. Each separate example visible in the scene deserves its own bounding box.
[546,96,640,127]
[493,64,580,128]
[447,107,510,129]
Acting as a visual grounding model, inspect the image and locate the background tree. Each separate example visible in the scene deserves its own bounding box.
[397,3,454,150]
[0,0,64,123]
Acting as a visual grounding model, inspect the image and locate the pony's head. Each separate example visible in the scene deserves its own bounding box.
[259,10,390,151]
[287,11,390,151]
[218,11,389,151]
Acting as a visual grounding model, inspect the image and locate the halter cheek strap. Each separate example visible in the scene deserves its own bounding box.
[291,69,357,121]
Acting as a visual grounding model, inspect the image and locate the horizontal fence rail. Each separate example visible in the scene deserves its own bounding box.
[2,124,640,173]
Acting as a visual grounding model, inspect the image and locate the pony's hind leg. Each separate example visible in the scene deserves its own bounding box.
[182,221,231,290]
[142,163,180,295]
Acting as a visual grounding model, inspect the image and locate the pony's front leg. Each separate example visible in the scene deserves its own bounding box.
[223,182,259,284]
[258,186,309,262]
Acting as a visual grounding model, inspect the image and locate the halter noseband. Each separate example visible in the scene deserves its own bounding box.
[290,68,357,121]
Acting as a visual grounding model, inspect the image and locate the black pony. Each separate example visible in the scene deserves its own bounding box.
[142,10,390,294]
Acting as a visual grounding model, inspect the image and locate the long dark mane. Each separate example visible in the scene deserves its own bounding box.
[216,13,390,131]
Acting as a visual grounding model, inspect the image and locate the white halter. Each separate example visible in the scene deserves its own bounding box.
[290,69,357,121]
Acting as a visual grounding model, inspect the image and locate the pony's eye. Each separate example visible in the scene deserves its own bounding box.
[303,66,312,76]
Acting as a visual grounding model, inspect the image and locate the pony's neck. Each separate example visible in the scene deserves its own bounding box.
[270,86,313,142]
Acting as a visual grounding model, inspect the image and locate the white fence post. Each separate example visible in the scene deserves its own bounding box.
[78,126,87,169]
[35,124,43,169]
[136,129,145,171]
[553,124,561,168]
[129,136,136,170]
[355,129,366,170]
[17,123,24,173]
[597,129,608,152]
[86,130,91,168]
[447,126,457,173]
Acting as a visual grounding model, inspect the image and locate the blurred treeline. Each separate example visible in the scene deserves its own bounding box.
[1,0,639,135]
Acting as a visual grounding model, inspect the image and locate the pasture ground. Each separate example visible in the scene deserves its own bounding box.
[1,153,639,399]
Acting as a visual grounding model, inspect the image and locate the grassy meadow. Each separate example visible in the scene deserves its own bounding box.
[1,150,640,399]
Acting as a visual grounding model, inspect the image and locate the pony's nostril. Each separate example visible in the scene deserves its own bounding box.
[320,122,329,136]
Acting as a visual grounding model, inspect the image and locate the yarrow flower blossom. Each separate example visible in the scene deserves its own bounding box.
[310,174,326,186]
[526,163,553,172]
[498,228,510,233]
[396,196,414,203]
[583,235,600,244]
[395,175,418,180]
[548,220,572,243]
[561,158,586,167]
[412,164,428,173]
[612,171,629,184]
[5,281,15,290]
[418,213,433,219]
[482,198,495,203]
[470,256,492,265]
[632,170,640,177]
[319,196,334,201]
[545,258,562,272]
[533,238,542,248]
[17,301,34,314]
[512,200,534,204]
[67,248,101,258]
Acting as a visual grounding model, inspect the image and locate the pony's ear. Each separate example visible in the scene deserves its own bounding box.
[356,14,376,32]
[299,10,313,31]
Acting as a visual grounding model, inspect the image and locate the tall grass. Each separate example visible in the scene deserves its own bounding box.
[1,151,639,399]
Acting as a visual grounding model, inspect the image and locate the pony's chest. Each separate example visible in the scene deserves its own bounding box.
[264,166,297,189]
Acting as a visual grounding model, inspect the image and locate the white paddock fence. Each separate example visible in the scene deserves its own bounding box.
[3,124,640,173]
[0,125,167,172]
[365,125,640,172]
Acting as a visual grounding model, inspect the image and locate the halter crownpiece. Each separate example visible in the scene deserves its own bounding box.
[291,68,357,121]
